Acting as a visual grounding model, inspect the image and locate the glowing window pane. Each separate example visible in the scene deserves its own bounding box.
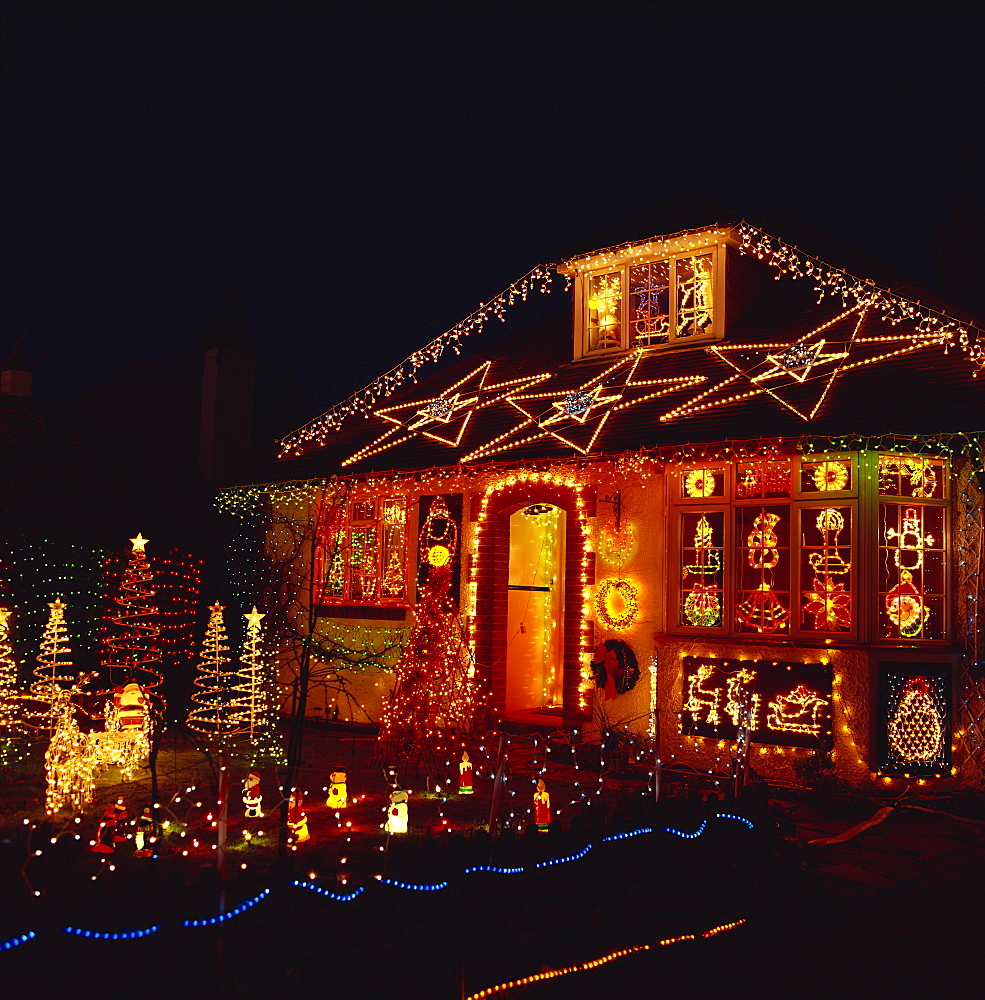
[629,260,670,346]
[675,253,714,339]
[586,271,622,353]
[799,507,853,633]
[679,511,724,628]
[878,455,945,499]
[735,506,790,634]
[801,459,851,493]
[879,504,946,640]
[736,461,791,499]
[680,468,724,498]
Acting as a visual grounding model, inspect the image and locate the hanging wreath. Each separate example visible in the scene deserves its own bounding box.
[590,639,640,698]
[595,578,638,630]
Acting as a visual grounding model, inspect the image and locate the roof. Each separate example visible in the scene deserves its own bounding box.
[227,221,985,487]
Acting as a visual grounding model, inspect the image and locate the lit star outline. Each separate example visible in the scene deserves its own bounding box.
[660,301,948,424]
[244,606,265,628]
[461,352,706,460]
[130,532,149,552]
[342,362,551,467]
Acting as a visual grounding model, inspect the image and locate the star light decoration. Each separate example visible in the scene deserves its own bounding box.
[461,352,705,461]
[342,362,552,467]
[659,301,949,424]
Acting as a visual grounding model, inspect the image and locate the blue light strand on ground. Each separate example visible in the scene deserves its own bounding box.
[64,925,160,939]
[291,880,365,901]
[182,888,271,927]
[463,865,525,874]
[715,812,754,829]
[535,843,592,868]
[663,820,708,839]
[377,877,449,891]
[601,826,654,842]
[0,932,35,950]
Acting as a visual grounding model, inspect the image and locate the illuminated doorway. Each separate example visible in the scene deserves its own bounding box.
[506,504,566,712]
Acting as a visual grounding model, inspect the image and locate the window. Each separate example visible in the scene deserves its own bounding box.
[313,496,409,605]
[670,453,949,644]
[575,243,724,359]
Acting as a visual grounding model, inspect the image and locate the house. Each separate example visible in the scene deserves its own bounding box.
[221,216,985,790]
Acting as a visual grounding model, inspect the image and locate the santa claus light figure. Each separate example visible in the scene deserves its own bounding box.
[243,771,264,818]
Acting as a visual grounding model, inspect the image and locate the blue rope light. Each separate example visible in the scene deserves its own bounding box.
[662,820,708,839]
[182,888,270,927]
[64,925,160,940]
[535,844,592,868]
[377,877,449,892]
[0,932,35,951]
[601,827,654,842]
[715,812,754,829]
[463,864,525,874]
[291,880,365,901]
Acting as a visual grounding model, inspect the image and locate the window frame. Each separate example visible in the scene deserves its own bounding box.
[314,494,411,607]
[573,241,726,360]
[667,452,950,646]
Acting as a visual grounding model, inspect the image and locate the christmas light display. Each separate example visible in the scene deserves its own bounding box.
[589,640,640,700]
[101,534,163,705]
[735,510,789,633]
[681,512,723,627]
[97,681,150,780]
[45,683,99,814]
[684,468,721,497]
[0,608,24,766]
[342,363,553,467]
[881,505,944,639]
[802,507,852,632]
[594,578,638,630]
[384,788,409,833]
[186,602,241,746]
[229,607,285,764]
[326,770,347,809]
[881,668,950,774]
[767,685,829,736]
[134,805,156,856]
[27,598,78,730]
[459,750,473,794]
[243,771,263,818]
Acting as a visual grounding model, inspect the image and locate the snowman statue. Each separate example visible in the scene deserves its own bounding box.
[385,789,409,834]
[326,770,348,810]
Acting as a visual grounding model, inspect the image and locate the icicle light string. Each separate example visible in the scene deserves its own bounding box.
[277,264,565,456]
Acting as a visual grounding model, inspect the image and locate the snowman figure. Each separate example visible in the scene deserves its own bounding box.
[385,789,409,834]
[326,770,347,810]
[243,771,264,818]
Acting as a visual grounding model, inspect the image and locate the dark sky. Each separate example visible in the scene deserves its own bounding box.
[2,2,982,425]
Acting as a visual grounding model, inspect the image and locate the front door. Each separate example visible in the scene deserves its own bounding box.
[505,504,566,712]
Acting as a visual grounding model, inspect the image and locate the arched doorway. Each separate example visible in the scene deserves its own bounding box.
[506,504,566,711]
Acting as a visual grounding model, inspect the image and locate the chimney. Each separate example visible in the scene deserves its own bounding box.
[199,293,256,484]
[1,336,36,397]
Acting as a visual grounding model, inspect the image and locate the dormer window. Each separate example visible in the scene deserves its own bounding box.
[567,237,727,361]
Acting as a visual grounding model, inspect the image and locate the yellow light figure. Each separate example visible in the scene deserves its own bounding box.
[459,751,473,794]
[288,791,310,843]
[327,770,348,809]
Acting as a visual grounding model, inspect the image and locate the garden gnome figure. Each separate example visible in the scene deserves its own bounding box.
[90,803,117,853]
[243,771,263,818]
[326,770,347,810]
[459,751,473,795]
[534,778,551,833]
[385,789,409,834]
[134,806,156,856]
[288,791,309,844]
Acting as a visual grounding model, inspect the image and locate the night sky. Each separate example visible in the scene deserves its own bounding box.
[2,2,982,428]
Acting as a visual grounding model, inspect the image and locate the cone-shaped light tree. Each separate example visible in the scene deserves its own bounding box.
[0,608,24,766]
[230,607,285,765]
[187,602,241,749]
[102,533,163,710]
[27,598,77,731]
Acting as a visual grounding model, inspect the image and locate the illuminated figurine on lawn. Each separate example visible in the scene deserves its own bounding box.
[385,788,409,834]
[533,779,550,833]
[112,799,129,842]
[326,770,347,810]
[243,771,264,818]
[459,751,473,795]
[91,803,118,853]
[134,806,156,857]
[288,790,309,844]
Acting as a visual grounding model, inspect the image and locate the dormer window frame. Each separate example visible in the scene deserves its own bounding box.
[569,238,728,361]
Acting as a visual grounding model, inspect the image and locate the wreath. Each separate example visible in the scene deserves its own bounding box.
[595,578,638,630]
[590,639,640,698]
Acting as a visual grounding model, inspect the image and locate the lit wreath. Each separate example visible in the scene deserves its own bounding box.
[812,461,848,492]
[595,579,638,630]
[685,469,717,497]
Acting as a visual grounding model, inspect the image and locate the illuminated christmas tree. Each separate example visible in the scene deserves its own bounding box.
[230,607,285,764]
[187,602,241,747]
[27,598,77,730]
[0,608,24,766]
[102,533,164,712]
[377,565,482,771]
